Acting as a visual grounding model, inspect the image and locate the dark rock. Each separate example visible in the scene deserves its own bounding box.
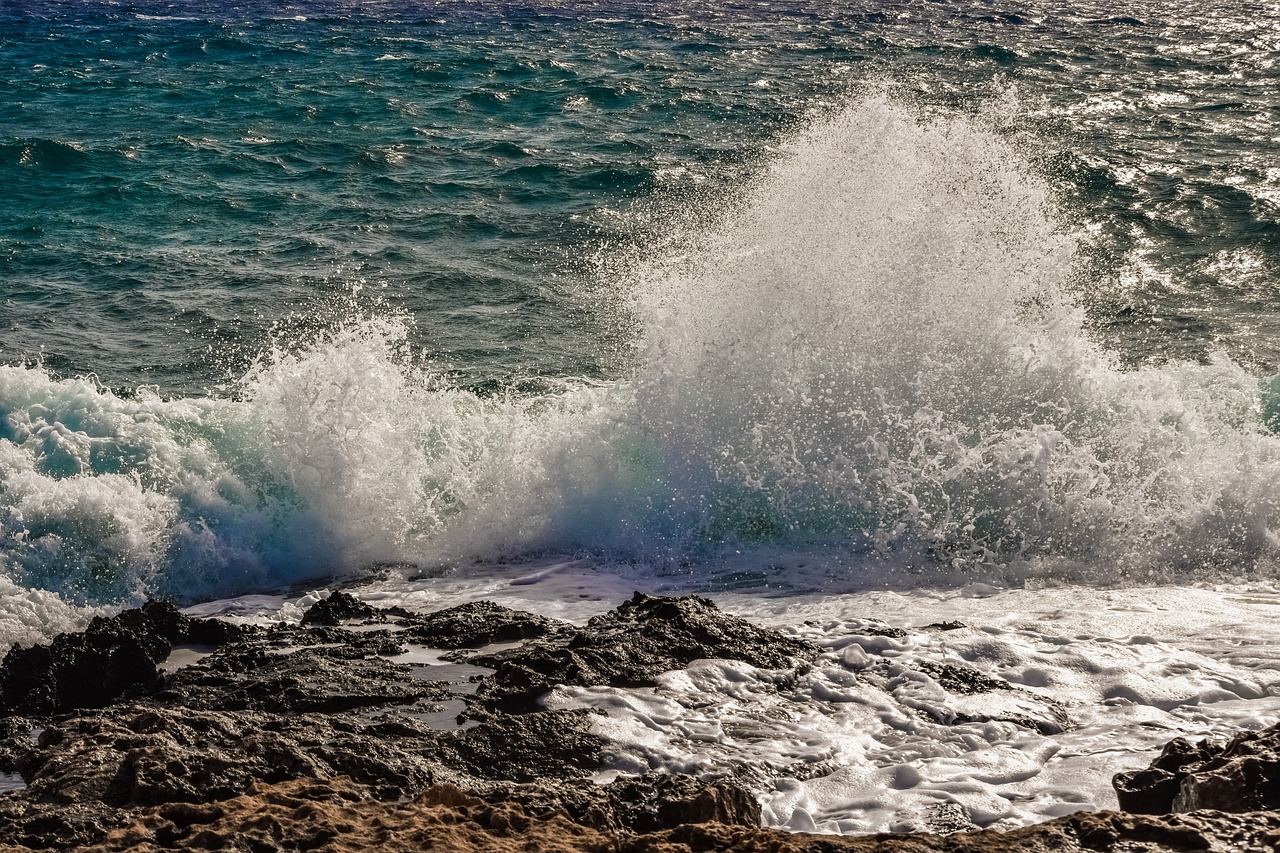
[471,592,818,713]
[924,621,967,631]
[300,591,379,626]
[924,802,975,834]
[854,621,908,639]
[158,634,448,714]
[0,797,133,850]
[404,601,566,648]
[1114,723,1280,814]
[0,601,247,716]
[6,590,1280,853]
[442,710,605,783]
[917,661,1009,694]
[0,595,620,847]
[50,777,1280,853]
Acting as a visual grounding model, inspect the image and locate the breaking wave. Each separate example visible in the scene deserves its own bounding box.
[3,95,1280,608]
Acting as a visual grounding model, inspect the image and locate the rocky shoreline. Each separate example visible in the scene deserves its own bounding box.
[0,592,1275,851]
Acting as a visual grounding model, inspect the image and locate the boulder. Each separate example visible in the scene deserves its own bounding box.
[1114,724,1280,814]
[0,601,245,716]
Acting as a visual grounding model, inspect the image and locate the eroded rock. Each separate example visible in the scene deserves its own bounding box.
[0,592,818,849]
[471,591,819,713]
[0,601,246,716]
[300,591,380,626]
[404,600,566,649]
[15,776,1280,853]
[1114,723,1280,814]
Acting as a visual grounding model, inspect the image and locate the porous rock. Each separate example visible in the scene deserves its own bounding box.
[1,593,1279,853]
[404,600,566,648]
[18,777,1280,852]
[471,772,761,834]
[0,592,818,848]
[299,591,380,626]
[1114,722,1280,814]
[471,591,819,712]
[0,601,246,716]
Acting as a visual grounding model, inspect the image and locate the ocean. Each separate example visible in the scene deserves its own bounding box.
[3,0,1280,834]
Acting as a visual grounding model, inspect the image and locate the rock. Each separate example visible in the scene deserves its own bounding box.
[463,772,760,835]
[300,591,379,626]
[1114,737,1215,814]
[0,597,616,848]
[0,601,246,716]
[1114,723,1280,814]
[157,630,449,714]
[917,661,1009,694]
[441,710,604,783]
[2,592,1280,853]
[17,777,1280,852]
[404,601,566,649]
[638,809,1280,852]
[471,592,818,712]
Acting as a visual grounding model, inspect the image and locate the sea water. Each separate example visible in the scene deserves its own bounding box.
[4,0,1280,833]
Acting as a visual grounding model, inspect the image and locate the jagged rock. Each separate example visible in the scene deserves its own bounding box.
[917,661,1009,694]
[471,773,761,834]
[638,809,1280,852]
[0,798,133,850]
[471,592,818,712]
[157,632,447,714]
[2,592,1280,853]
[1114,723,1280,814]
[441,710,604,782]
[0,596,616,848]
[1114,736,1216,814]
[18,776,1280,853]
[300,591,380,626]
[0,601,246,716]
[403,600,566,648]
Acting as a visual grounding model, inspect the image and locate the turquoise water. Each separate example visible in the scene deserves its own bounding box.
[4,1,1280,606]
[6,1,1279,391]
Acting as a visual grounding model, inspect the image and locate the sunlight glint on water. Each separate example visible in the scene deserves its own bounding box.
[2,96,1280,617]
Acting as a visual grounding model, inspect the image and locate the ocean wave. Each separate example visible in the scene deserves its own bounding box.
[3,95,1280,607]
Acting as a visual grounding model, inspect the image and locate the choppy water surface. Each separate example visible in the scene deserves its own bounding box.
[5,0,1279,388]
[2,0,1280,607]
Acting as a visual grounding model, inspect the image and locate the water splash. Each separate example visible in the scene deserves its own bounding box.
[626,95,1280,580]
[3,95,1280,610]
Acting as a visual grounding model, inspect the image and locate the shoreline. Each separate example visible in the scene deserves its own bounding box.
[0,590,1276,851]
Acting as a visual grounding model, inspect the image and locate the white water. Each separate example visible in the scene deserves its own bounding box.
[185,563,1280,834]
[1,94,1280,632]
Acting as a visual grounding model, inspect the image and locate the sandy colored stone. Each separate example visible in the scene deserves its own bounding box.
[0,777,1271,853]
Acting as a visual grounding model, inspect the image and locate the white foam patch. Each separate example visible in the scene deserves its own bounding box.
[0,573,100,652]
[548,582,1280,832]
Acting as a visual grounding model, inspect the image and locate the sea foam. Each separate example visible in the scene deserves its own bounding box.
[2,95,1280,618]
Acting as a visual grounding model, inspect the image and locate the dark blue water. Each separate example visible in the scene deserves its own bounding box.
[3,0,1280,608]
[5,0,1278,393]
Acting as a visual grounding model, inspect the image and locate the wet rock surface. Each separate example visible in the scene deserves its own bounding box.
[18,777,1280,853]
[298,591,381,626]
[1113,722,1280,814]
[471,591,820,713]
[0,592,811,849]
[402,600,564,650]
[0,601,245,717]
[0,591,1276,851]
